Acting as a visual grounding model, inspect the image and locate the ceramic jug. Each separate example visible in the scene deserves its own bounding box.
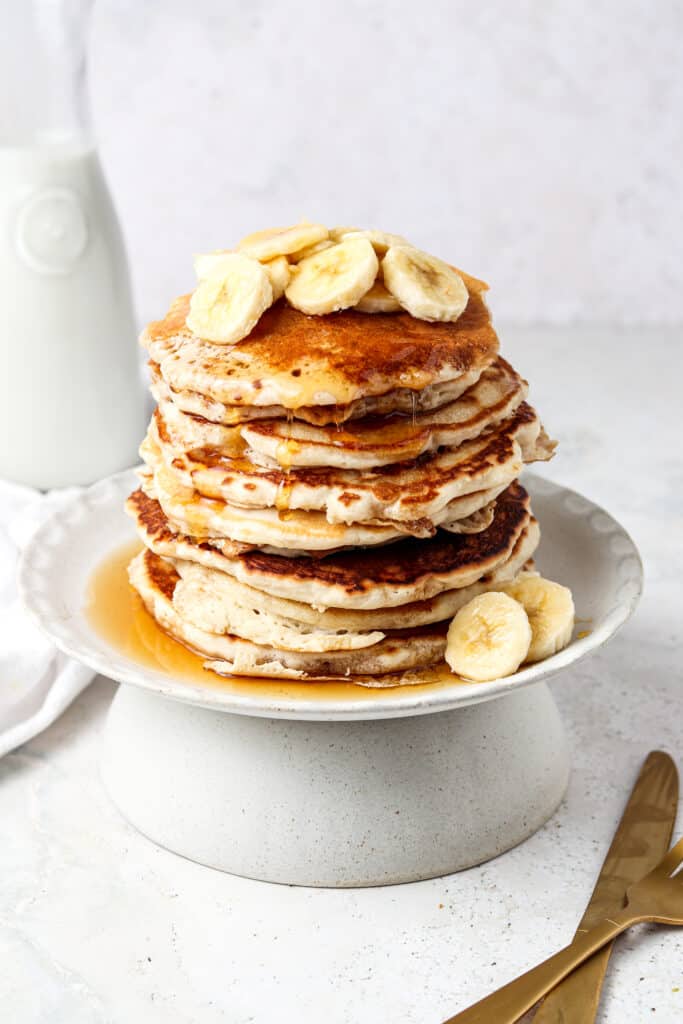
[0,0,147,488]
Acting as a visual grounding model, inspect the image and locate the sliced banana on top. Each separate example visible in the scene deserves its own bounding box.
[499,576,575,663]
[193,249,234,281]
[191,225,474,336]
[285,238,379,315]
[238,221,329,261]
[382,245,469,323]
[332,228,410,254]
[329,225,362,241]
[262,255,291,301]
[290,238,335,262]
[445,591,532,682]
[196,249,290,303]
[355,280,402,313]
[186,252,273,345]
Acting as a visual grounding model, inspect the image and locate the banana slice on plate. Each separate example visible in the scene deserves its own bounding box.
[382,245,469,322]
[500,576,575,662]
[285,238,379,315]
[186,252,273,345]
[356,280,401,313]
[445,591,532,682]
[238,221,329,261]
[262,255,291,301]
[332,228,410,254]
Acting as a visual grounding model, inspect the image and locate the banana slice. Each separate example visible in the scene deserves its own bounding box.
[499,576,575,663]
[238,221,329,261]
[336,228,410,254]
[196,250,290,303]
[285,238,379,315]
[445,592,531,682]
[290,239,335,262]
[193,249,234,281]
[329,225,362,241]
[356,280,402,313]
[186,252,273,345]
[263,254,291,301]
[382,245,469,322]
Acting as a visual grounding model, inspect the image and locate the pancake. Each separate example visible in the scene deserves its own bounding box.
[153,356,528,470]
[140,461,509,550]
[241,357,528,469]
[172,524,539,632]
[142,279,498,412]
[130,549,449,679]
[149,360,485,428]
[171,565,385,651]
[126,481,535,609]
[146,401,550,531]
[440,501,496,534]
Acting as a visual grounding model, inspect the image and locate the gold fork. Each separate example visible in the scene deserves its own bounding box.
[443,835,683,1024]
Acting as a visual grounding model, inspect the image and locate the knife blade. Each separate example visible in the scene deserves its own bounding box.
[531,750,679,1024]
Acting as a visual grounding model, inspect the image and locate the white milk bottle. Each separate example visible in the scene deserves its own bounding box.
[0,0,147,488]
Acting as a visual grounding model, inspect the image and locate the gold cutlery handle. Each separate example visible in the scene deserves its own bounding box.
[532,751,679,1024]
[442,912,635,1024]
[531,943,613,1023]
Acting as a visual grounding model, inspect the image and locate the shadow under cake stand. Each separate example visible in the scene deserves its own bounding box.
[20,471,642,887]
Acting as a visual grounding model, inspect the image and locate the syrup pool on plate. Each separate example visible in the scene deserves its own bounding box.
[86,541,458,702]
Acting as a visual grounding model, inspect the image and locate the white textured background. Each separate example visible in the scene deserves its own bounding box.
[90,1,683,327]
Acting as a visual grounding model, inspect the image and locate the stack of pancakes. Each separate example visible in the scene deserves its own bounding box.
[127,268,555,685]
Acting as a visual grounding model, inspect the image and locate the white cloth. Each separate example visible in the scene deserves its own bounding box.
[0,479,93,757]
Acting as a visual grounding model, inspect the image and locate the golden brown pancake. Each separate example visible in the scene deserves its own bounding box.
[152,356,528,470]
[149,359,486,428]
[139,455,509,551]
[171,530,539,632]
[126,481,535,609]
[142,277,498,411]
[145,400,550,539]
[239,357,527,468]
[131,548,452,678]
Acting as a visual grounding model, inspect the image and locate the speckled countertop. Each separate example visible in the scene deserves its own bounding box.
[1,327,681,1023]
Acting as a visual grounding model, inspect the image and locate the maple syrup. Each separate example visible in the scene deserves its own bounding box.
[86,539,212,685]
[86,541,458,703]
[275,476,295,518]
[575,618,593,641]
[275,438,301,471]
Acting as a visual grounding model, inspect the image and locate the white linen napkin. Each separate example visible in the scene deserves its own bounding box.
[0,479,93,757]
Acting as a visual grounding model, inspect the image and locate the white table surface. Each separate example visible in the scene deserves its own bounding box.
[1,327,682,1023]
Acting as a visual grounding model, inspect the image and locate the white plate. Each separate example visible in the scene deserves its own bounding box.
[19,469,642,722]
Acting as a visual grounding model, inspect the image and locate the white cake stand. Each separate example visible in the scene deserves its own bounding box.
[19,470,642,887]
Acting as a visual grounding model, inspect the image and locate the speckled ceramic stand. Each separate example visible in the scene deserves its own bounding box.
[20,469,642,888]
[101,682,569,886]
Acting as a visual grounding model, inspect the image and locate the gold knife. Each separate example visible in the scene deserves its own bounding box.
[531,750,679,1023]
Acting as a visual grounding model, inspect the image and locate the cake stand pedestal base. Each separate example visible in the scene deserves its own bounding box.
[102,681,569,887]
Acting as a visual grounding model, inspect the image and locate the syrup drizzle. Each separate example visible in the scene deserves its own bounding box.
[274,406,299,516]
